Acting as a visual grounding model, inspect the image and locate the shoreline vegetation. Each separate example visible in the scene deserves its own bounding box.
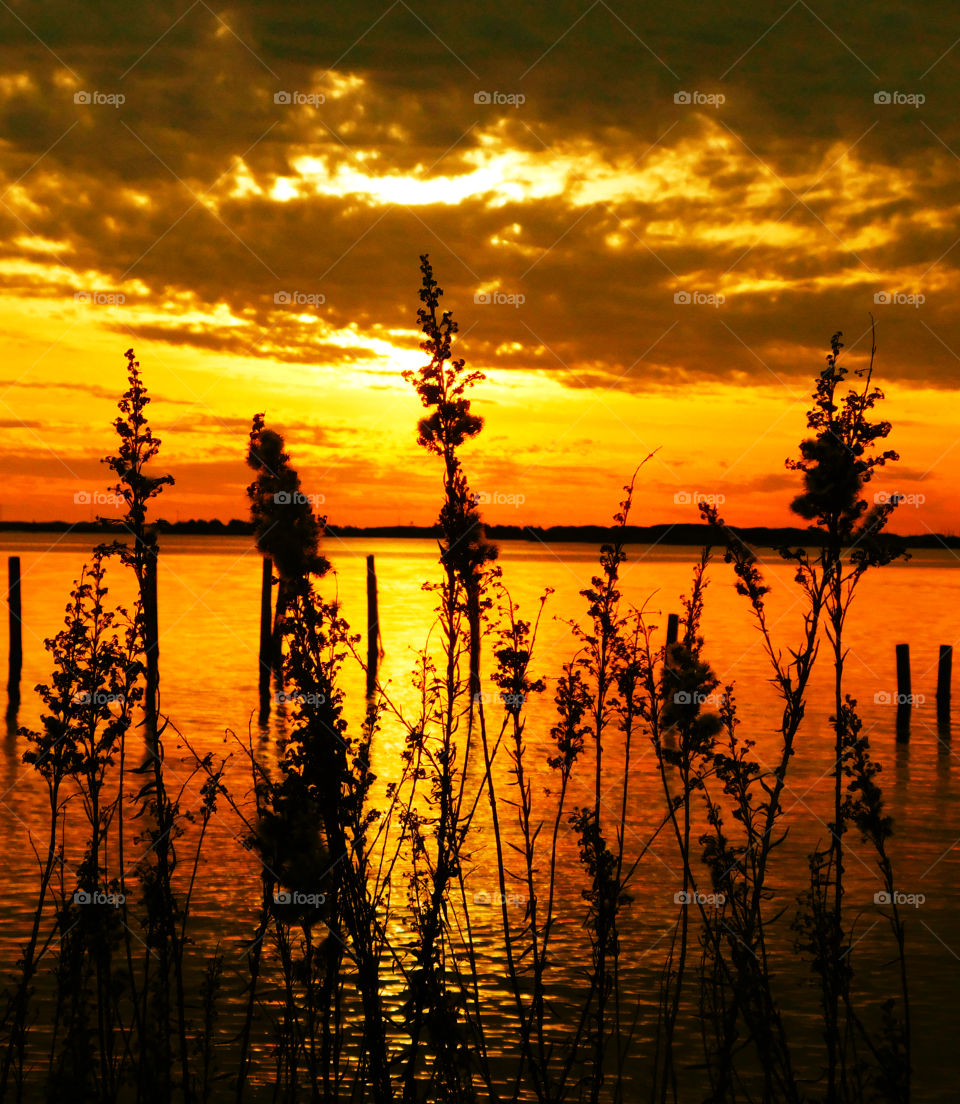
[0,258,916,1102]
[0,519,955,550]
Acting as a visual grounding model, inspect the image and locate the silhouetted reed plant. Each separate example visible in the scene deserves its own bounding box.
[0,351,223,1103]
[0,275,913,1104]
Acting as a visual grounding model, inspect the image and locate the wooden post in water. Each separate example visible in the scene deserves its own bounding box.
[271,581,287,679]
[6,556,22,717]
[366,555,380,698]
[937,644,952,735]
[895,643,911,741]
[143,555,160,749]
[662,613,681,704]
[258,557,273,725]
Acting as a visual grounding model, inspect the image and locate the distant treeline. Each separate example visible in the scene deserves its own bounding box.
[1,518,957,548]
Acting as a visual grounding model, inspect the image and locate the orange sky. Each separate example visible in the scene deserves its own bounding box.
[0,4,957,534]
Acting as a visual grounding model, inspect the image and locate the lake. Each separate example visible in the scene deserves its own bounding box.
[0,531,957,1101]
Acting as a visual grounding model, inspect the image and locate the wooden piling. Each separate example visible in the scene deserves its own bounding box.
[143,555,160,747]
[6,556,22,716]
[895,642,911,741]
[366,555,380,698]
[662,613,681,702]
[271,581,287,678]
[937,644,952,735]
[258,557,273,725]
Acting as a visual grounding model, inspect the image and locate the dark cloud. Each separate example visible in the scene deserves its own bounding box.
[0,375,195,404]
[170,411,360,446]
[1,0,960,393]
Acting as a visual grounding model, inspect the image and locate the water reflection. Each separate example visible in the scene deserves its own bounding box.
[0,532,958,1100]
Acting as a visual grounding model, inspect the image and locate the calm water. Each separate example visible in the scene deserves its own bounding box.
[0,531,958,1100]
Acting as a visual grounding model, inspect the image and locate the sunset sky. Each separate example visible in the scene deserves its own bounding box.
[0,2,958,531]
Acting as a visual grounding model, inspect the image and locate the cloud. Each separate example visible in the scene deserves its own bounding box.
[0,375,194,404]
[2,0,960,401]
